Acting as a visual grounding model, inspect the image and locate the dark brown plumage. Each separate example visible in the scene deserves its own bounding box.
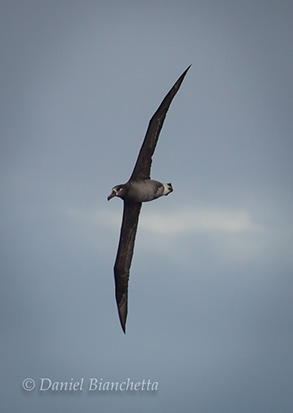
[108,66,191,333]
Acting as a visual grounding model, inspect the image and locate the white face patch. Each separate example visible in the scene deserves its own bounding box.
[113,187,123,195]
[112,188,118,195]
[112,186,125,198]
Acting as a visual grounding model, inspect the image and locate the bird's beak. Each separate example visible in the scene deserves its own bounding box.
[107,190,116,201]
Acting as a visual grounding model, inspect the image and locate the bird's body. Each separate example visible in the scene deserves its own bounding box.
[108,180,173,203]
[108,66,190,332]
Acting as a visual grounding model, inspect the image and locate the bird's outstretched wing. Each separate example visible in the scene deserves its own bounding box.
[114,201,142,333]
[130,65,191,181]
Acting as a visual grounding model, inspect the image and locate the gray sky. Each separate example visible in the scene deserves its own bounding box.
[1,1,293,412]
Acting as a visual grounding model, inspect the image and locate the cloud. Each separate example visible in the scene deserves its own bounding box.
[139,207,257,234]
[64,205,263,264]
[66,205,257,234]
[65,206,121,230]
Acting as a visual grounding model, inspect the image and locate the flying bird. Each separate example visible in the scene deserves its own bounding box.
[108,66,191,333]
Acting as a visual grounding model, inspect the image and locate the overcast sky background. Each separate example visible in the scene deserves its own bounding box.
[1,1,293,412]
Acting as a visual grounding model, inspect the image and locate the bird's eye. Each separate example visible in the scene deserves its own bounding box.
[118,187,123,192]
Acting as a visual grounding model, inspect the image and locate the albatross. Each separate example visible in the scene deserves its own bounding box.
[108,66,191,333]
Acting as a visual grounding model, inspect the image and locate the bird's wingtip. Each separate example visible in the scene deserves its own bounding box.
[119,315,127,334]
[117,292,128,334]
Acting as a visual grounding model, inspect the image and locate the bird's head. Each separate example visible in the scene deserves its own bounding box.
[107,185,126,201]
